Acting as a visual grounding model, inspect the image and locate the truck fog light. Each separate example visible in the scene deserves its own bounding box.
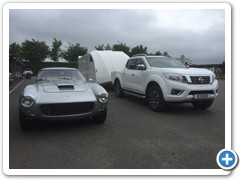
[171,89,184,95]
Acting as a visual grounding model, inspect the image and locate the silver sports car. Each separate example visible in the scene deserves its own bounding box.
[19,67,109,130]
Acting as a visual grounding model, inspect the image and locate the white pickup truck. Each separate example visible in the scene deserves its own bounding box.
[111,54,218,112]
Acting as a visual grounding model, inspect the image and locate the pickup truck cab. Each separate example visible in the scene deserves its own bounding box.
[111,54,218,112]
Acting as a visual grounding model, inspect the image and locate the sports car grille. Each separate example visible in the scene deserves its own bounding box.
[40,102,94,116]
[190,76,210,84]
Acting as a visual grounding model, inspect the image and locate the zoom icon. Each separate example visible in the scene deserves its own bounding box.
[216,149,238,170]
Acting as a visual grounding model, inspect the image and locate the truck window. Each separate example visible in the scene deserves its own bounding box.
[126,59,137,70]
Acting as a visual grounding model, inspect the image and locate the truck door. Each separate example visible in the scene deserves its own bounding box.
[132,59,147,94]
[123,59,138,91]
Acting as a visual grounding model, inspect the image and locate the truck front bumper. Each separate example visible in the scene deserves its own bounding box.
[163,80,218,102]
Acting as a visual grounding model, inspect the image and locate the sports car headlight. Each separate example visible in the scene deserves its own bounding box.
[164,73,187,83]
[20,96,35,108]
[212,75,216,83]
[98,93,109,103]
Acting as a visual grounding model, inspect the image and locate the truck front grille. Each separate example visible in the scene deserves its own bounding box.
[190,76,210,84]
[189,90,214,95]
[40,102,94,116]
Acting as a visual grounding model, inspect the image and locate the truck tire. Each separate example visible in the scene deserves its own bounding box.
[192,100,213,109]
[114,80,124,97]
[147,85,166,112]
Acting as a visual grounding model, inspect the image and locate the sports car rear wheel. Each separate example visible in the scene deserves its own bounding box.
[93,108,107,123]
[19,108,33,131]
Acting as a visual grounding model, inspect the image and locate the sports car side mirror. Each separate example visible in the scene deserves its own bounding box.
[89,78,93,82]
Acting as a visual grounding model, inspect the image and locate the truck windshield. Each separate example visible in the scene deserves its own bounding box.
[146,57,186,68]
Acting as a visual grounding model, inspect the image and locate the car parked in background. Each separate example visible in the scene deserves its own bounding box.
[112,54,218,112]
[23,68,33,79]
[9,72,14,83]
[19,67,108,130]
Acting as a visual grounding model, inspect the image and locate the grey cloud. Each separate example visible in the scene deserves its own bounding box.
[9,9,225,64]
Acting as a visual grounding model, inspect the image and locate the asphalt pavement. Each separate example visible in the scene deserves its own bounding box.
[8,78,225,169]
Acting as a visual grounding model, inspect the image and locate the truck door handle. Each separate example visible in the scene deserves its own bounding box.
[123,73,125,75]
[131,74,135,76]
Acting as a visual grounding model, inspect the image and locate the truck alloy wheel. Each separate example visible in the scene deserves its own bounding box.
[147,86,166,112]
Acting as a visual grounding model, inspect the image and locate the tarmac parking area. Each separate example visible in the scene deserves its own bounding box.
[8,78,225,169]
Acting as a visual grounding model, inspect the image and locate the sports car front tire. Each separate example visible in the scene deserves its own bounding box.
[19,108,33,131]
[93,108,107,123]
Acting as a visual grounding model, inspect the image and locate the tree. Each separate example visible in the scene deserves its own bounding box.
[130,45,148,56]
[95,44,105,50]
[95,43,112,51]
[155,51,162,56]
[63,43,88,62]
[50,38,62,62]
[105,43,112,50]
[9,42,21,58]
[162,51,171,57]
[112,41,130,56]
[20,39,49,64]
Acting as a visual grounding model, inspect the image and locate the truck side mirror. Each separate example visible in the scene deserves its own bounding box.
[136,64,146,70]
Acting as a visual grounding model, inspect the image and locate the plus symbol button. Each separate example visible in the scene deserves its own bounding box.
[222,153,233,165]
[217,149,238,170]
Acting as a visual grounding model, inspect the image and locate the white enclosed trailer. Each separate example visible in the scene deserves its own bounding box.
[78,50,129,85]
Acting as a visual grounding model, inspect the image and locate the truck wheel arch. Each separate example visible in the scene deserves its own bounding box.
[145,75,166,97]
[114,78,121,86]
[145,81,167,112]
[146,81,167,101]
[146,81,162,95]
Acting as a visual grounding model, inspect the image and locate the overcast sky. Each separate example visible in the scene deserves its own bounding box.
[9,9,225,64]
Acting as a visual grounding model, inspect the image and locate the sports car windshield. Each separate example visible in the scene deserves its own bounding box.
[36,69,85,81]
[146,57,186,68]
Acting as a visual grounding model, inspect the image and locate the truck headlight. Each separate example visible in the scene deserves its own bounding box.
[98,93,108,103]
[20,96,35,108]
[164,73,187,83]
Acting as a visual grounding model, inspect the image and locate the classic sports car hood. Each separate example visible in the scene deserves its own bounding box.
[41,81,87,93]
